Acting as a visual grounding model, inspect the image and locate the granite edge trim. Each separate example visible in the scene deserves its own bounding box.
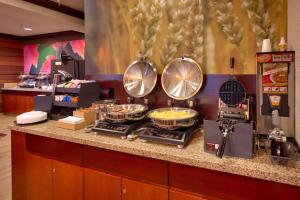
[8,125,300,187]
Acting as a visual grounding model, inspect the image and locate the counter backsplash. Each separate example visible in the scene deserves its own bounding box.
[85,74,256,120]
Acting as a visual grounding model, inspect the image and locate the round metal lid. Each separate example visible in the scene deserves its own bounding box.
[123,60,157,98]
[219,79,246,107]
[161,57,203,100]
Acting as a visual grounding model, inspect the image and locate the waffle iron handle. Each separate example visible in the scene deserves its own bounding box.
[216,129,229,158]
[230,57,235,75]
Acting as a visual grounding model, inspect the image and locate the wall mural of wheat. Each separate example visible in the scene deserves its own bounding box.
[85,0,287,74]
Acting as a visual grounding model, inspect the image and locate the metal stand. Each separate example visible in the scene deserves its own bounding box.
[167,99,175,107]
[127,96,134,104]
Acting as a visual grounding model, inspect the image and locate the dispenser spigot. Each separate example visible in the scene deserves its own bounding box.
[271,109,280,128]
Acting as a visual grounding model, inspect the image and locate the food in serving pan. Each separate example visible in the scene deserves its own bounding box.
[149,110,194,119]
[107,104,147,114]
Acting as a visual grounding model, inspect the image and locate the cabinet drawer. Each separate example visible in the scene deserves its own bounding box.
[83,146,168,186]
[26,134,82,166]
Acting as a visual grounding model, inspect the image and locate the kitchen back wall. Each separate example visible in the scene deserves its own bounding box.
[85,0,287,75]
[24,39,85,75]
[0,36,23,112]
[84,0,287,119]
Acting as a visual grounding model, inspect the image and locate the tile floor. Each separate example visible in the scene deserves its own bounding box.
[0,132,12,200]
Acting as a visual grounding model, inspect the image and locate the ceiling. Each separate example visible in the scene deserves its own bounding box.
[0,0,84,36]
[50,0,84,11]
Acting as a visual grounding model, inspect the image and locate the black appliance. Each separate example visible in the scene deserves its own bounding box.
[256,51,295,138]
[204,57,254,159]
[51,55,85,83]
[91,120,148,139]
[138,122,200,148]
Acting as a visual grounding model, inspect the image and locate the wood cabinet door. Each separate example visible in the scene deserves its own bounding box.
[84,168,121,200]
[122,178,168,200]
[25,152,52,200]
[53,160,83,200]
[170,189,208,200]
[11,131,26,200]
[2,94,34,114]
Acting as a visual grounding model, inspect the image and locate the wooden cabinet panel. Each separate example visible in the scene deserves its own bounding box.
[170,189,209,200]
[122,178,168,200]
[84,168,121,200]
[25,152,52,200]
[11,130,300,200]
[0,36,23,114]
[2,94,34,114]
[83,146,168,186]
[26,134,82,166]
[53,160,83,200]
[11,131,26,200]
[169,163,300,200]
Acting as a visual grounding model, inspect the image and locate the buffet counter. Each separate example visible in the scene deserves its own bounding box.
[1,87,52,114]
[6,115,300,200]
[8,118,300,187]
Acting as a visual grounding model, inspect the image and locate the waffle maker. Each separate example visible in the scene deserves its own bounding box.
[204,57,254,158]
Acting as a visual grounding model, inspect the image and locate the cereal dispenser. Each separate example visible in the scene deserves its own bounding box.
[256,51,295,137]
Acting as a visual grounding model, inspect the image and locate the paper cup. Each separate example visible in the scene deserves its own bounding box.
[262,39,272,52]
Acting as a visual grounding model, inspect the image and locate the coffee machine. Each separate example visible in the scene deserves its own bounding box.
[51,51,85,83]
[256,51,295,138]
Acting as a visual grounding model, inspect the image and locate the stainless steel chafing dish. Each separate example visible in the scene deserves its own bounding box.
[104,104,148,123]
[99,58,157,123]
[145,56,203,130]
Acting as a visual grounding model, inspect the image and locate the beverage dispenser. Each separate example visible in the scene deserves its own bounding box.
[256,51,295,137]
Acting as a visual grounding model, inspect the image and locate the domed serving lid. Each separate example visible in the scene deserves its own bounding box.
[161,57,203,100]
[123,59,157,98]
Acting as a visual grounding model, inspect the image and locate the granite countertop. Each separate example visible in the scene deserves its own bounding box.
[3,114,299,187]
[1,87,52,93]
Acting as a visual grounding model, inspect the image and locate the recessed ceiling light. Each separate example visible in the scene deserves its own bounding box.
[24,27,32,31]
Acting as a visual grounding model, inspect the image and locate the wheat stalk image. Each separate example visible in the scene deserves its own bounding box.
[184,0,206,66]
[242,0,276,49]
[139,0,165,58]
[160,0,194,66]
[120,0,129,12]
[210,0,243,47]
[128,0,147,43]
